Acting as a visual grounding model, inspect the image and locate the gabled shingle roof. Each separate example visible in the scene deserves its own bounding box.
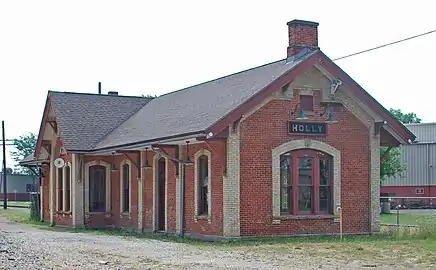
[94,51,316,150]
[49,92,151,150]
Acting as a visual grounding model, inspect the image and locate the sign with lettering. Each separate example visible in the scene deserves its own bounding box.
[288,121,327,135]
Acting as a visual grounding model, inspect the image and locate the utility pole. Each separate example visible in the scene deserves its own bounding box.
[2,120,7,209]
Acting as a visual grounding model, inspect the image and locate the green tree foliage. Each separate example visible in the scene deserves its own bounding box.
[10,132,37,175]
[2,167,14,174]
[389,108,422,124]
[142,94,158,99]
[380,109,422,181]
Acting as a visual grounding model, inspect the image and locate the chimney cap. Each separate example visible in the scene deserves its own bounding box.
[287,19,319,27]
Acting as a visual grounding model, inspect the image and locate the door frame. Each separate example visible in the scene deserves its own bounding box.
[152,155,168,232]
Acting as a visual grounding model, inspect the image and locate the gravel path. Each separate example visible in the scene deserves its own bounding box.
[0,217,428,269]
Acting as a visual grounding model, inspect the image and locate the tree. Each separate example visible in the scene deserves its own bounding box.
[142,94,158,99]
[10,132,37,175]
[1,167,13,174]
[389,108,421,124]
[380,109,421,181]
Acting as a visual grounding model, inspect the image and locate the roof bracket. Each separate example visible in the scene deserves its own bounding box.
[330,78,342,95]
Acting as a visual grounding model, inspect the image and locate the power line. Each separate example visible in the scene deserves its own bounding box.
[333,29,436,61]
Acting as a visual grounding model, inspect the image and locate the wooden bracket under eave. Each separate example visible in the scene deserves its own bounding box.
[46,116,58,134]
[374,122,384,136]
[42,140,51,155]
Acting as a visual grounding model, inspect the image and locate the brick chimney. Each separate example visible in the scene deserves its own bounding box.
[287,19,319,58]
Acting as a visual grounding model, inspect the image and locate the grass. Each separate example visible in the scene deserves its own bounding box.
[381,211,436,225]
[1,208,436,248]
[1,208,436,268]
[6,201,31,208]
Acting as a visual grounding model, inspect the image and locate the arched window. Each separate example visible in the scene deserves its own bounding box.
[197,155,209,215]
[280,149,333,215]
[121,163,130,213]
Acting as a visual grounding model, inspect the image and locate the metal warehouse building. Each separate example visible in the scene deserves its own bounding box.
[381,122,436,207]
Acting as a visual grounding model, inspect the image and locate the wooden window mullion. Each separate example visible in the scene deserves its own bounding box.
[292,155,299,215]
[313,156,320,215]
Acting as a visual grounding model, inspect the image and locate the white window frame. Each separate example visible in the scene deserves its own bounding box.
[194,149,212,223]
[120,159,132,214]
[84,160,111,213]
[56,167,63,211]
[63,162,72,212]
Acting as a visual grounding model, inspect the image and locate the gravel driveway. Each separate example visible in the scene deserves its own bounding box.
[0,216,431,269]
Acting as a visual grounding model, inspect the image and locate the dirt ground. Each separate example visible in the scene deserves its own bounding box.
[0,216,434,269]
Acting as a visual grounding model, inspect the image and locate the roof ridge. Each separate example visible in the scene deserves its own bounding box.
[157,58,286,98]
[48,90,151,100]
[91,58,288,150]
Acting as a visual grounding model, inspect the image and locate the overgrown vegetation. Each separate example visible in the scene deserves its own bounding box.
[10,132,37,175]
[380,108,422,181]
[29,200,39,221]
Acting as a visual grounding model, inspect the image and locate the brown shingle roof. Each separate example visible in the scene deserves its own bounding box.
[94,50,316,150]
[43,49,315,152]
[49,92,151,150]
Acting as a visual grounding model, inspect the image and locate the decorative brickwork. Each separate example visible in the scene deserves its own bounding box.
[271,139,341,218]
[194,149,212,223]
[223,125,241,237]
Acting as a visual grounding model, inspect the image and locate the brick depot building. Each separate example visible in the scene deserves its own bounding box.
[22,19,415,239]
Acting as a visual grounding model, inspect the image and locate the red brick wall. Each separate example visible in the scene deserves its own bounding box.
[287,20,318,57]
[84,154,140,229]
[42,168,50,221]
[140,148,178,232]
[239,98,370,236]
[182,141,225,236]
[142,151,154,229]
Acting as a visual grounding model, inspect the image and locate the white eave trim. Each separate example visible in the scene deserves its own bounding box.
[72,133,206,155]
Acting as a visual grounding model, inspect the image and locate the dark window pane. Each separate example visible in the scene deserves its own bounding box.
[198,155,209,215]
[300,95,314,111]
[57,168,63,211]
[319,186,330,212]
[298,158,313,185]
[280,154,291,212]
[65,166,71,212]
[89,165,106,212]
[298,186,312,212]
[320,159,331,186]
[122,164,130,212]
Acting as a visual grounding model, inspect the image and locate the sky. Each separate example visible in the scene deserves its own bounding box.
[0,0,435,169]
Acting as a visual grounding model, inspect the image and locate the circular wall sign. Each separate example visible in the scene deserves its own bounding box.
[54,157,65,168]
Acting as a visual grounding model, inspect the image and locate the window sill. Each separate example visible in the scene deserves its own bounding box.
[85,212,112,218]
[274,214,336,220]
[120,212,131,219]
[195,215,209,220]
[56,211,72,215]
